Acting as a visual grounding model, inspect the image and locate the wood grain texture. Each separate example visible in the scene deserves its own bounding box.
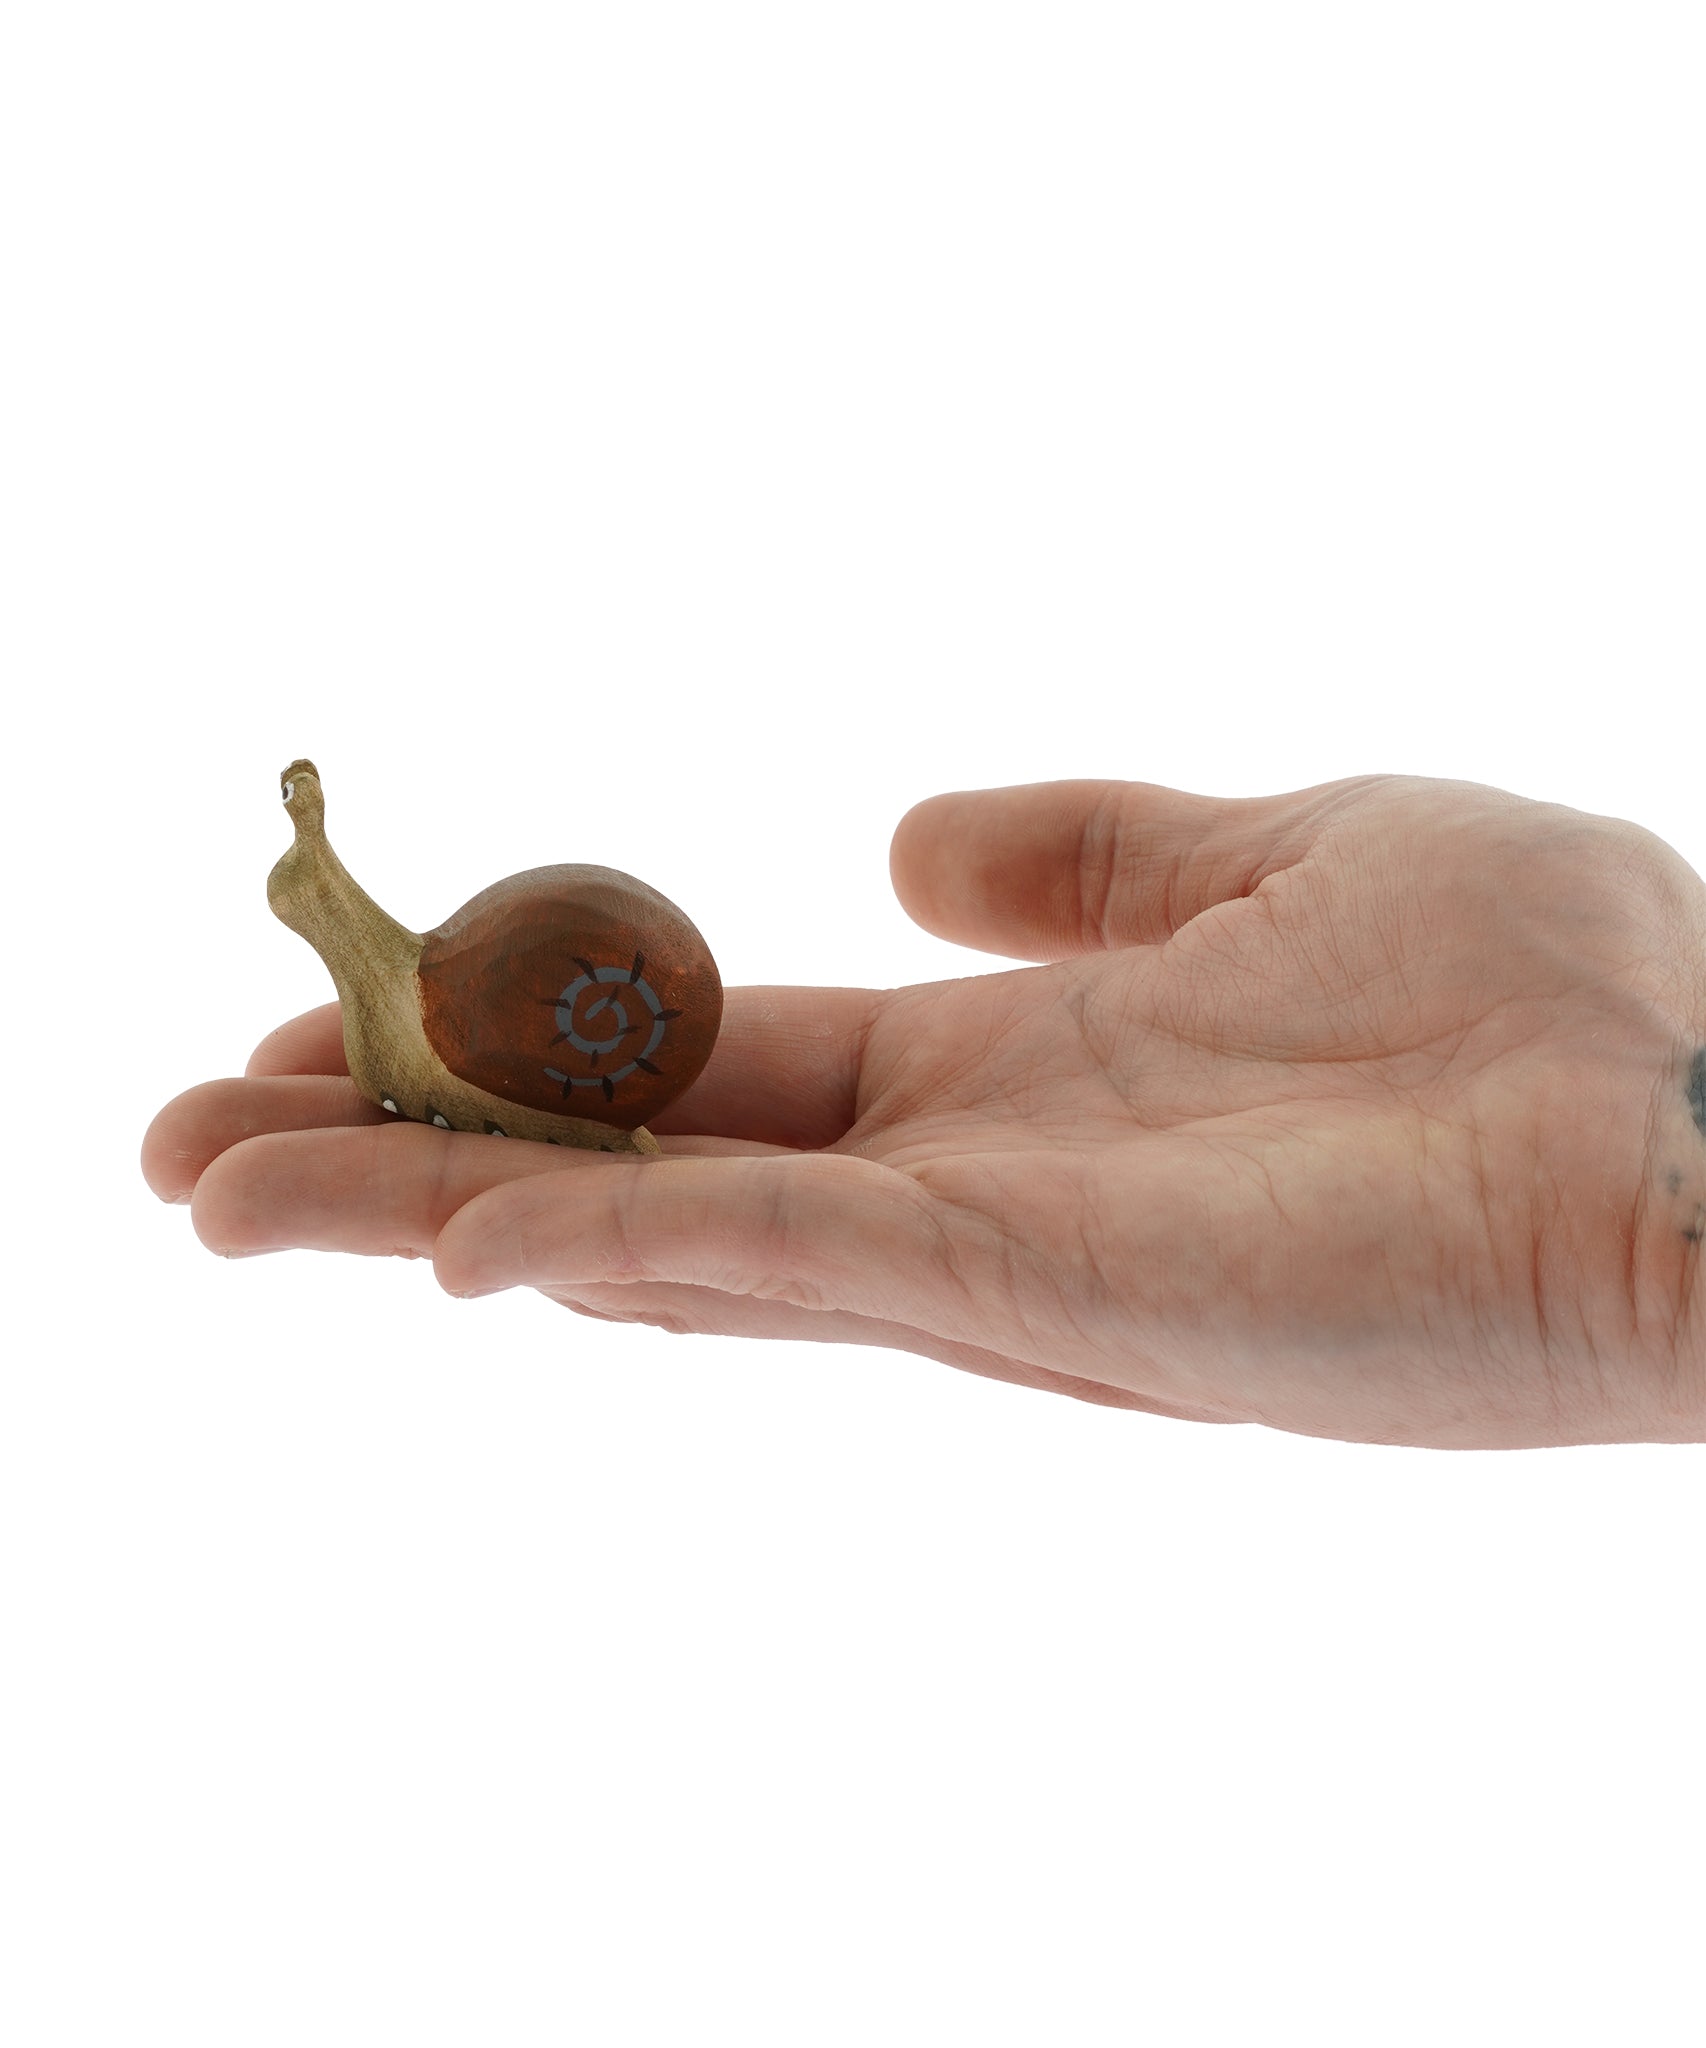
[264,761,715,1155]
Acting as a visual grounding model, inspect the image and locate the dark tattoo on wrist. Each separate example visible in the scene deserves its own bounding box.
[1671,1050,1706,1245]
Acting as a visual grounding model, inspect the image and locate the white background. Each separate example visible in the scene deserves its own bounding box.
[3,4,1703,2042]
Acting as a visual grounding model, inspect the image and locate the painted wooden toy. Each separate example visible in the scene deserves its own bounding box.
[267,758,721,1154]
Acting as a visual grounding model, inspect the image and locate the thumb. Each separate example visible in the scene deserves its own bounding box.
[888,775,1367,960]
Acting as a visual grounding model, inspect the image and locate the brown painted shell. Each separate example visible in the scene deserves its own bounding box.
[415,865,722,1131]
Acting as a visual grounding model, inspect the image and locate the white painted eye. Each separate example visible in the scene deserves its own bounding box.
[282,780,295,802]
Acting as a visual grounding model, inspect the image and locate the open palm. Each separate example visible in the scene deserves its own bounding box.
[143,774,1706,1447]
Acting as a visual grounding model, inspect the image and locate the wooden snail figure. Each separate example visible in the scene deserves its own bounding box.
[267,759,721,1155]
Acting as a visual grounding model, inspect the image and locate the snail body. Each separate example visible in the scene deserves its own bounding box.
[266,759,721,1153]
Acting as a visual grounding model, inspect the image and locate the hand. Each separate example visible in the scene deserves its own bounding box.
[142,774,1706,1447]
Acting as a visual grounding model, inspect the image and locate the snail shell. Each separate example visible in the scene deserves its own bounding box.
[417,865,722,1131]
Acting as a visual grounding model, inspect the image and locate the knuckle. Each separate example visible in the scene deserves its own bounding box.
[1076,787,1132,949]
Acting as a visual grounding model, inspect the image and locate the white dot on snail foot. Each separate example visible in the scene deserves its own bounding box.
[488,1127,507,1137]
[432,1114,451,1129]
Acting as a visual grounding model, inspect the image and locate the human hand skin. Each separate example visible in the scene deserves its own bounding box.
[141,775,1706,1449]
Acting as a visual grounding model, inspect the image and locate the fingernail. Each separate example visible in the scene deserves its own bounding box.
[218,1247,278,1259]
[451,1284,506,1299]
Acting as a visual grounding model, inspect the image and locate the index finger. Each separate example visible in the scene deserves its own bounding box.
[244,984,886,1150]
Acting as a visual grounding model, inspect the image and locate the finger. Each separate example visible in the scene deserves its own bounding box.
[888,774,1378,959]
[645,984,881,1147]
[540,1280,1241,1422]
[142,1073,388,1204]
[149,1062,790,1205]
[246,1003,348,1076]
[173,1094,1230,1420]
[432,1151,1051,1365]
[187,1121,618,1258]
[243,986,884,1152]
